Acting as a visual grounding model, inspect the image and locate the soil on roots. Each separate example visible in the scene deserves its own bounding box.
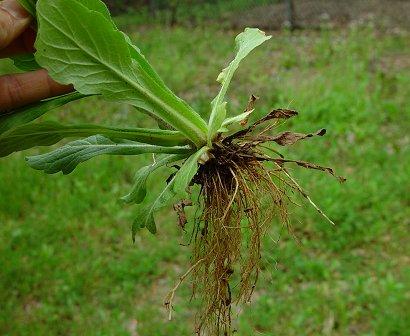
[191,140,291,335]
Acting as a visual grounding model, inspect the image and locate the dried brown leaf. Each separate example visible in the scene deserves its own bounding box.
[269,108,299,120]
[273,158,346,183]
[240,94,259,126]
[245,95,258,113]
[252,108,298,129]
[246,128,326,146]
[225,108,298,143]
[173,199,193,229]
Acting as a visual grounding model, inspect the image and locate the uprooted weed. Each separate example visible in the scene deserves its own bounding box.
[192,143,290,335]
[165,105,346,335]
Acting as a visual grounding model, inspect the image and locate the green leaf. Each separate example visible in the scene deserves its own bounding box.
[131,146,209,236]
[123,35,175,131]
[12,2,113,80]
[17,0,112,21]
[132,174,178,236]
[219,109,254,132]
[26,135,191,175]
[35,0,207,147]
[0,121,189,157]
[207,28,271,144]
[16,0,36,17]
[173,146,209,197]
[74,0,113,23]
[207,102,227,141]
[217,127,229,133]
[0,92,87,136]
[122,33,171,95]
[122,154,188,204]
[11,54,41,72]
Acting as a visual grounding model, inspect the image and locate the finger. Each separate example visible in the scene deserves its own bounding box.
[0,26,35,58]
[0,69,74,113]
[0,0,32,50]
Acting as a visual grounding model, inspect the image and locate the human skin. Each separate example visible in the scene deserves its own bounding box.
[0,0,73,114]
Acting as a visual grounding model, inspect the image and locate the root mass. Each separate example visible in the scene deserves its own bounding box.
[191,140,290,335]
[165,108,345,335]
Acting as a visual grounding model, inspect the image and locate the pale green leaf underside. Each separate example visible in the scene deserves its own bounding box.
[75,0,113,23]
[0,121,188,157]
[122,153,188,204]
[0,92,87,136]
[26,135,191,175]
[35,0,207,147]
[17,0,113,22]
[207,28,271,143]
[122,33,171,96]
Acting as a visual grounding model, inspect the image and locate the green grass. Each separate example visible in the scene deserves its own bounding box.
[1,24,409,335]
[112,0,278,29]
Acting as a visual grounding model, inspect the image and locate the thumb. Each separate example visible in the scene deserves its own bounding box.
[0,0,32,50]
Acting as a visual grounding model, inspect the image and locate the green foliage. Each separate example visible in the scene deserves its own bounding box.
[26,136,191,174]
[130,144,207,235]
[16,0,36,16]
[0,92,86,135]
[133,174,177,235]
[207,28,271,144]
[11,54,40,72]
[122,153,189,204]
[4,1,271,237]
[172,146,209,197]
[220,110,253,131]
[0,24,409,335]
[35,0,207,146]
[0,122,187,157]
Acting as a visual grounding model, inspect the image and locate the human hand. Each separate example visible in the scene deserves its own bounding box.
[0,0,73,114]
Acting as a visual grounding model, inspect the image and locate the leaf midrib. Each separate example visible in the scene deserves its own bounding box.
[39,11,205,143]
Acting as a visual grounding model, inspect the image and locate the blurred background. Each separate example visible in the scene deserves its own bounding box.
[0,0,409,335]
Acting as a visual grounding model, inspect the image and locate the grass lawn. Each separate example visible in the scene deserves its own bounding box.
[0,22,409,335]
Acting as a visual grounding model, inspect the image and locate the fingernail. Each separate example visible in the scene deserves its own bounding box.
[0,0,30,20]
